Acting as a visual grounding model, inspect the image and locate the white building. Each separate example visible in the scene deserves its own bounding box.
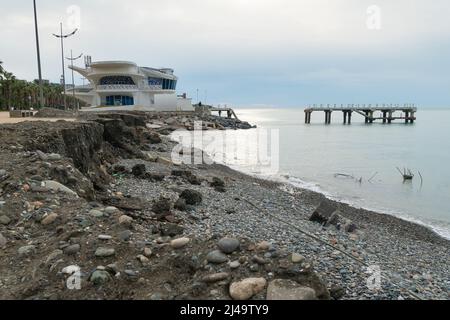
[69,60,193,111]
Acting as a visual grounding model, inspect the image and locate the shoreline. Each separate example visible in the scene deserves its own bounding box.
[0,111,448,300]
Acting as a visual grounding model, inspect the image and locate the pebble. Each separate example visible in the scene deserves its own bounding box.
[206,250,229,264]
[41,213,58,225]
[137,255,149,264]
[64,244,81,255]
[0,232,7,247]
[90,270,111,285]
[291,253,305,264]
[266,279,317,300]
[104,206,119,214]
[0,215,11,225]
[118,230,132,242]
[229,261,241,269]
[217,237,240,254]
[45,249,63,264]
[18,245,36,256]
[143,247,153,257]
[98,235,112,240]
[256,241,271,251]
[118,215,133,227]
[89,209,104,218]
[170,237,190,249]
[202,272,230,283]
[229,278,267,300]
[95,247,116,257]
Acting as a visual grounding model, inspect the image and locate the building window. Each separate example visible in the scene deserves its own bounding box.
[148,77,163,86]
[105,95,134,106]
[100,76,135,85]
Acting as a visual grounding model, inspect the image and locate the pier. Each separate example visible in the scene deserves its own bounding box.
[304,104,417,124]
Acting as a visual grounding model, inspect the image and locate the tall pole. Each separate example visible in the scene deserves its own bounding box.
[66,51,83,110]
[53,24,78,110]
[33,0,44,108]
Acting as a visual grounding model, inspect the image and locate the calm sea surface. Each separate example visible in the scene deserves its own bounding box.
[173,108,450,239]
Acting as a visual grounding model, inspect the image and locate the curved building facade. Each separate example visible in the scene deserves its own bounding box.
[69,61,193,111]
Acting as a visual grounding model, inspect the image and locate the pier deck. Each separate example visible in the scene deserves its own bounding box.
[304,105,417,124]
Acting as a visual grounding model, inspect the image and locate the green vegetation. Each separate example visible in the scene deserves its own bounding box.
[0,60,80,110]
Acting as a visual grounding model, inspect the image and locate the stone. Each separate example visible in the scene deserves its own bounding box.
[229,278,267,300]
[202,272,230,283]
[266,279,317,300]
[170,237,190,249]
[45,250,63,264]
[90,270,111,285]
[146,132,162,144]
[174,198,187,211]
[42,180,77,196]
[137,255,150,264]
[256,241,271,251]
[152,197,172,215]
[119,230,132,242]
[330,285,346,300]
[118,215,133,227]
[132,164,146,177]
[18,245,37,256]
[41,213,58,225]
[95,247,116,258]
[47,153,62,161]
[64,244,81,255]
[143,247,152,257]
[229,261,241,269]
[98,235,112,240]
[291,253,305,264]
[206,250,229,264]
[0,232,7,247]
[160,223,184,237]
[104,206,119,214]
[309,201,336,225]
[210,177,226,192]
[217,237,240,254]
[0,215,11,225]
[180,189,202,205]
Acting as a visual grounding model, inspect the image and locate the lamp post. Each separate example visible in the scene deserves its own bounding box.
[52,23,78,110]
[66,50,83,109]
[33,0,44,108]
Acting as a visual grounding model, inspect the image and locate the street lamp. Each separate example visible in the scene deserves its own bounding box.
[33,0,44,108]
[52,23,78,110]
[66,50,83,109]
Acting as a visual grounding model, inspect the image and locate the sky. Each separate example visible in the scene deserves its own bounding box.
[1,0,449,107]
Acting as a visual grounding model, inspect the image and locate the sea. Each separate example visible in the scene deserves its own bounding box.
[171,108,450,240]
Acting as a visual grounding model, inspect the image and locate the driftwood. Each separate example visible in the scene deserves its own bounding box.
[396,167,414,180]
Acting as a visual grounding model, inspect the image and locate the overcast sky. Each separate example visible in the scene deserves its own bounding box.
[1,0,449,107]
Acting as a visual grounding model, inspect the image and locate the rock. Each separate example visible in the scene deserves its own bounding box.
[174,198,187,211]
[64,244,81,255]
[145,172,166,182]
[146,132,162,144]
[104,206,119,214]
[206,250,229,264]
[98,235,112,240]
[18,245,37,257]
[229,261,241,269]
[0,215,11,225]
[291,253,305,264]
[47,153,62,161]
[330,285,346,300]
[41,213,58,225]
[160,223,184,237]
[112,164,128,174]
[170,237,190,249]
[95,247,116,258]
[252,255,268,265]
[118,215,133,227]
[131,164,146,177]
[89,209,104,218]
[210,177,226,192]
[256,241,271,251]
[90,270,111,285]
[309,201,336,225]
[229,278,267,300]
[326,211,357,233]
[45,249,63,264]
[137,255,149,264]
[217,237,240,254]
[202,272,230,283]
[118,230,132,242]
[143,247,152,257]
[152,197,172,215]
[0,232,7,247]
[42,180,77,196]
[266,279,317,300]
[180,189,202,205]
